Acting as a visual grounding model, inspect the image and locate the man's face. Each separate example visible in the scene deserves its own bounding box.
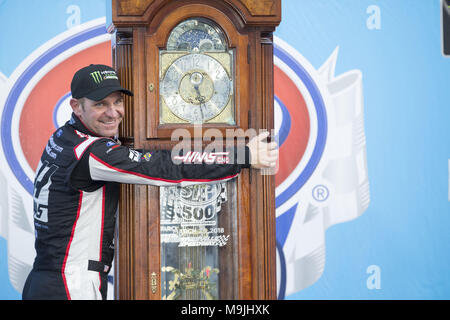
[70,91,124,137]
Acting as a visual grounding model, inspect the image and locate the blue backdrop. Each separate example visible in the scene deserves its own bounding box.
[277,0,450,300]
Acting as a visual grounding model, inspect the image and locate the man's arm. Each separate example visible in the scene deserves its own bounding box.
[72,132,277,188]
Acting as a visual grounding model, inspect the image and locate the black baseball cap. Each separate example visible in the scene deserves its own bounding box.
[71,64,133,101]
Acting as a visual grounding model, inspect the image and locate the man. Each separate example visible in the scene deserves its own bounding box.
[22,64,278,300]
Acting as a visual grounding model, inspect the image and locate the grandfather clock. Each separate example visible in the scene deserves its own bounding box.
[110,0,281,300]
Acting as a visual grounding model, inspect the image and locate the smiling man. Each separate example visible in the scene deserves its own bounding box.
[69,65,131,138]
[22,64,278,300]
[72,92,125,138]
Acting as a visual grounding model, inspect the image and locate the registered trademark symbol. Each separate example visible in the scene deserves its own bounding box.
[312,184,329,202]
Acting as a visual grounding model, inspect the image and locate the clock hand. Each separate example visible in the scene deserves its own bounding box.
[194,85,205,103]
[194,84,206,121]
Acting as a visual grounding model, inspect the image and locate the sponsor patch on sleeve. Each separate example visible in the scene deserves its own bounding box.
[142,152,152,162]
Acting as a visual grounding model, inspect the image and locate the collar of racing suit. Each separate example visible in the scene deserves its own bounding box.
[67,112,119,141]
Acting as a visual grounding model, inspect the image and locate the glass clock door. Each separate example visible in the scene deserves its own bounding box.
[160,180,238,300]
[159,18,235,125]
[158,17,240,300]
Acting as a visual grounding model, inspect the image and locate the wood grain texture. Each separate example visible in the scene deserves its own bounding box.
[118,0,154,16]
[112,0,281,27]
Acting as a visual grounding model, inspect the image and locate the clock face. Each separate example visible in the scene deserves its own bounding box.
[160,53,232,123]
[159,18,235,125]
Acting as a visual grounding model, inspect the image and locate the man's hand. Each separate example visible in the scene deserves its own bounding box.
[246,131,279,169]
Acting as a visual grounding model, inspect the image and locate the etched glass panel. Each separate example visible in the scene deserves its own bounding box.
[160,181,238,300]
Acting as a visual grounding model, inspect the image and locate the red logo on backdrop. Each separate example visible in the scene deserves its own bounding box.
[1,21,112,194]
[20,42,112,171]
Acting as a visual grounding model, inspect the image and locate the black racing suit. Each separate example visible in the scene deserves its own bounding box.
[22,113,250,300]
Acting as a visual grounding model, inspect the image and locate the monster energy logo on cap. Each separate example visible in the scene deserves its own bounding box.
[71,64,133,100]
[90,70,119,84]
[90,71,102,84]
